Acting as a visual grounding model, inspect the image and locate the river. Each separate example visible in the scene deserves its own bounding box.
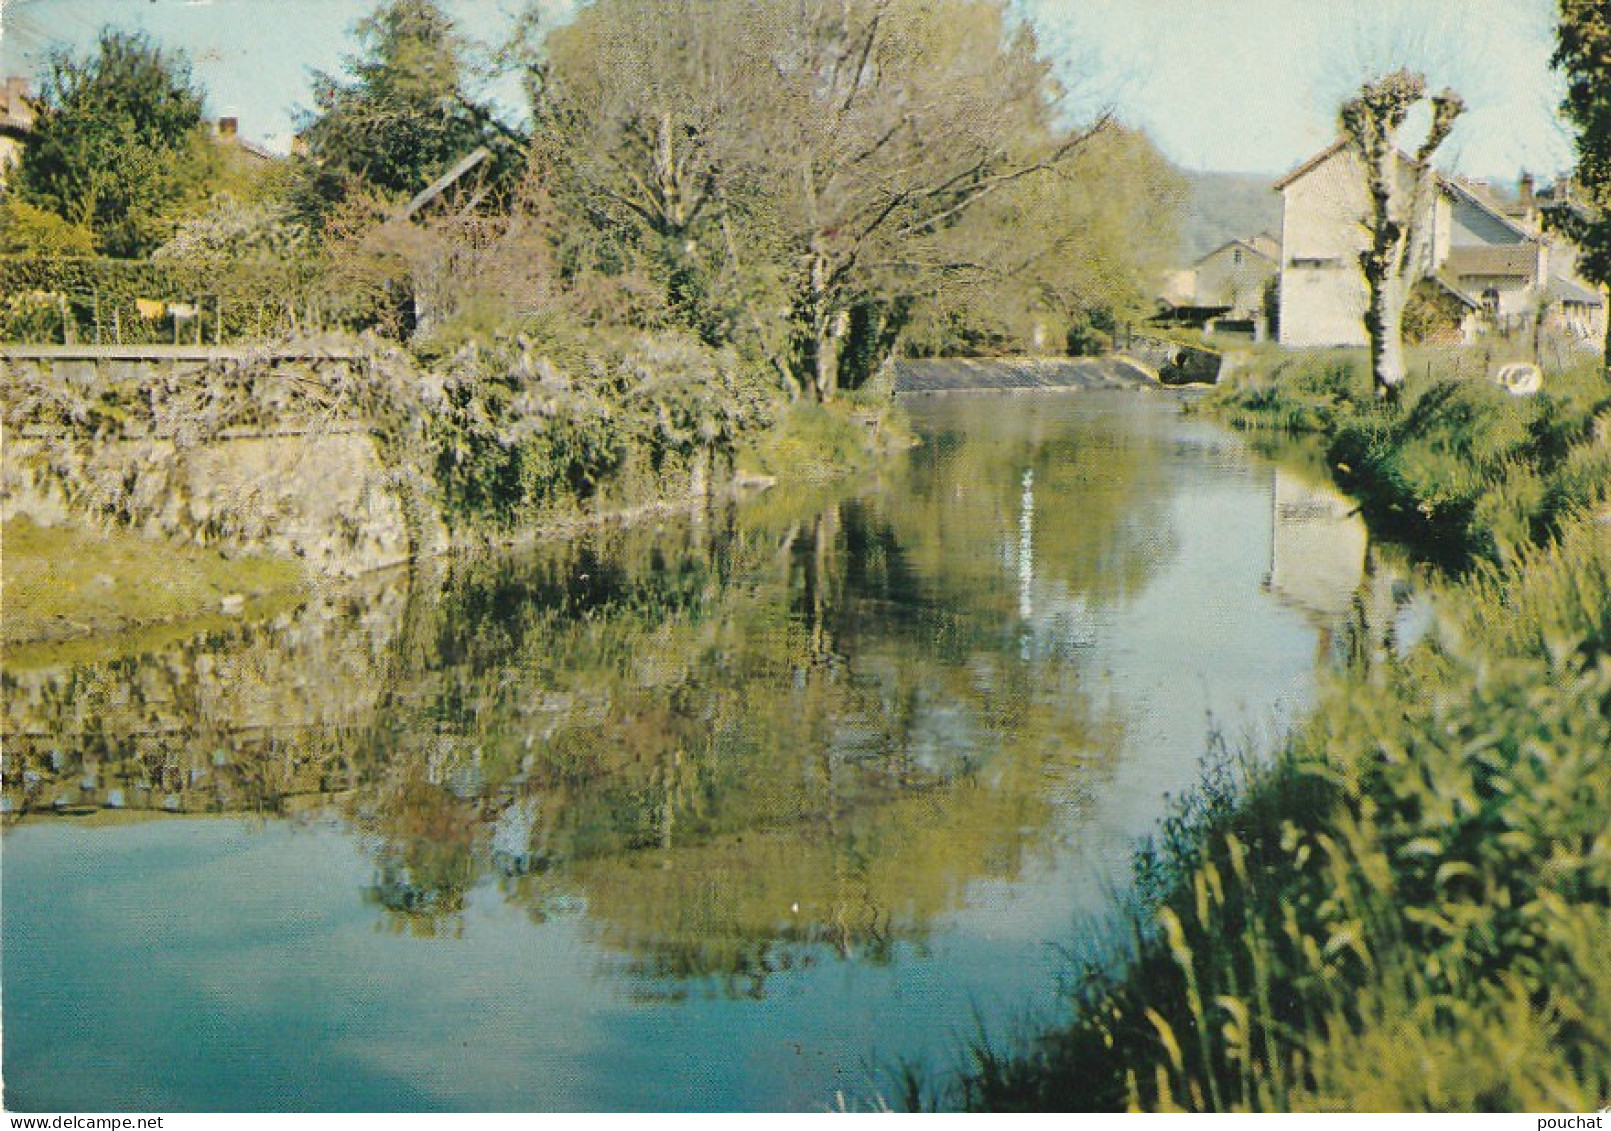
[1,390,1368,1111]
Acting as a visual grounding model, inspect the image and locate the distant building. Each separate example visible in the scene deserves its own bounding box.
[211,116,280,167]
[1154,232,1281,337]
[1273,140,1607,353]
[0,76,36,188]
[1191,233,1280,319]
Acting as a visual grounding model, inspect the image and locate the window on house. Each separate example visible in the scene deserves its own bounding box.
[1290,257,1341,269]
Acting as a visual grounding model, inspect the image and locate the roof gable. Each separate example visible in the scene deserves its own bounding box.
[1272,139,1350,191]
[1439,177,1538,241]
[1193,236,1280,268]
[1274,140,1543,244]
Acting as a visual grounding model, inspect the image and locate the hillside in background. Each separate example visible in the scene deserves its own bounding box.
[1176,169,1283,263]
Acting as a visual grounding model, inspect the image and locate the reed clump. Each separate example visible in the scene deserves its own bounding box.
[1207,351,1611,565]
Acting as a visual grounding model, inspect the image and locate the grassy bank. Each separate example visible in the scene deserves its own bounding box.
[2,515,306,659]
[953,350,1611,1112]
[1200,349,1611,564]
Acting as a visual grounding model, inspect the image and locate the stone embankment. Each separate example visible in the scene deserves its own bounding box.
[1,343,442,580]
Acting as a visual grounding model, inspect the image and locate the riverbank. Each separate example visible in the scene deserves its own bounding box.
[957,350,1611,1112]
[0,330,906,652]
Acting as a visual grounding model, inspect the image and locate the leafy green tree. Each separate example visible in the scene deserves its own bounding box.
[0,199,98,256]
[1553,0,1611,376]
[294,0,522,221]
[901,124,1184,356]
[14,29,210,257]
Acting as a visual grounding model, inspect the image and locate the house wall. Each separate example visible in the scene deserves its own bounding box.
[0,134,21,187]
[1276,147,1557,350]
[1545,297,1608,349]
[1279,148,1371,347]
[1454,274,1537,319]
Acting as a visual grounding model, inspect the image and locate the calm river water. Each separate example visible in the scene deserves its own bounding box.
[2,391,1365,1111]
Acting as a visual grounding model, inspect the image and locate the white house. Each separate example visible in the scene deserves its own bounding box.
[1273,140,1606,351]
[1191,234,1280,320]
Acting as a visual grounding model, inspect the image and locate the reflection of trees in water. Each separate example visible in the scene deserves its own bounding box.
[2,574,410,817]
[5,399,1193,989]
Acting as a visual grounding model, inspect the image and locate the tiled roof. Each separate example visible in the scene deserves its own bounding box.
[1429,274,1482,308]
[1272,139,1350,190]
[0,79,35,133]
[1444,244,1540,280]
[1440,177,1539,239]
[1192,236,1280,268]
[1547,275,1605,306]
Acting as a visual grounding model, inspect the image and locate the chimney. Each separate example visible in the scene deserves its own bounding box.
[218,116,239,140]
[1519,171,1535,209]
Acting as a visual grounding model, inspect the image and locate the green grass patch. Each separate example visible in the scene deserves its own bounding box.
[2,515,306,660]
[1204,349,1611,565]
[737,399,913,484]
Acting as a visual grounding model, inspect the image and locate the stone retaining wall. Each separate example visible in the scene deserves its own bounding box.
[1,352,436,577]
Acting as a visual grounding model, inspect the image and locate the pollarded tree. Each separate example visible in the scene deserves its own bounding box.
[15,29,210,257]
[1553,0,1611,376]
[1339,69,1464,400]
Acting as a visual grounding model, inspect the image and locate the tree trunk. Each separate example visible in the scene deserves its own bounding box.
[809,253,838,403]
[1366,277,1409,399]
[1603,296,1611,380]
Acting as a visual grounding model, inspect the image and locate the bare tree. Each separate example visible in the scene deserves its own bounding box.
[1339,69,1464,399]
[534,0,1115,402]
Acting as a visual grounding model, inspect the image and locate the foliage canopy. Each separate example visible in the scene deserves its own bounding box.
[1552,0,1611,374]
[14,29,212,257]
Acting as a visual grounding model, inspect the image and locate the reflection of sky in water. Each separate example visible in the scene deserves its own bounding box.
[2,393,1345,1112]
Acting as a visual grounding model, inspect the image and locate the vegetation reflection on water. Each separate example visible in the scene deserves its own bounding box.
[2,393,1343,1110]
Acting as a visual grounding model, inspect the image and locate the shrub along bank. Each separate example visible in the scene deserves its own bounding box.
[955,352,1611,1112]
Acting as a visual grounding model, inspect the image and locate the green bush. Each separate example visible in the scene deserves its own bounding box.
[0,200,98,256]
[0,289,68,343]
[425,325,780,527]
[1205,350,1372,432]
[0,253,327,343]
[1327,371,1611,563]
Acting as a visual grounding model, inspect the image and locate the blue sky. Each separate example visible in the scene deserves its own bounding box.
[0,0,1577,179]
